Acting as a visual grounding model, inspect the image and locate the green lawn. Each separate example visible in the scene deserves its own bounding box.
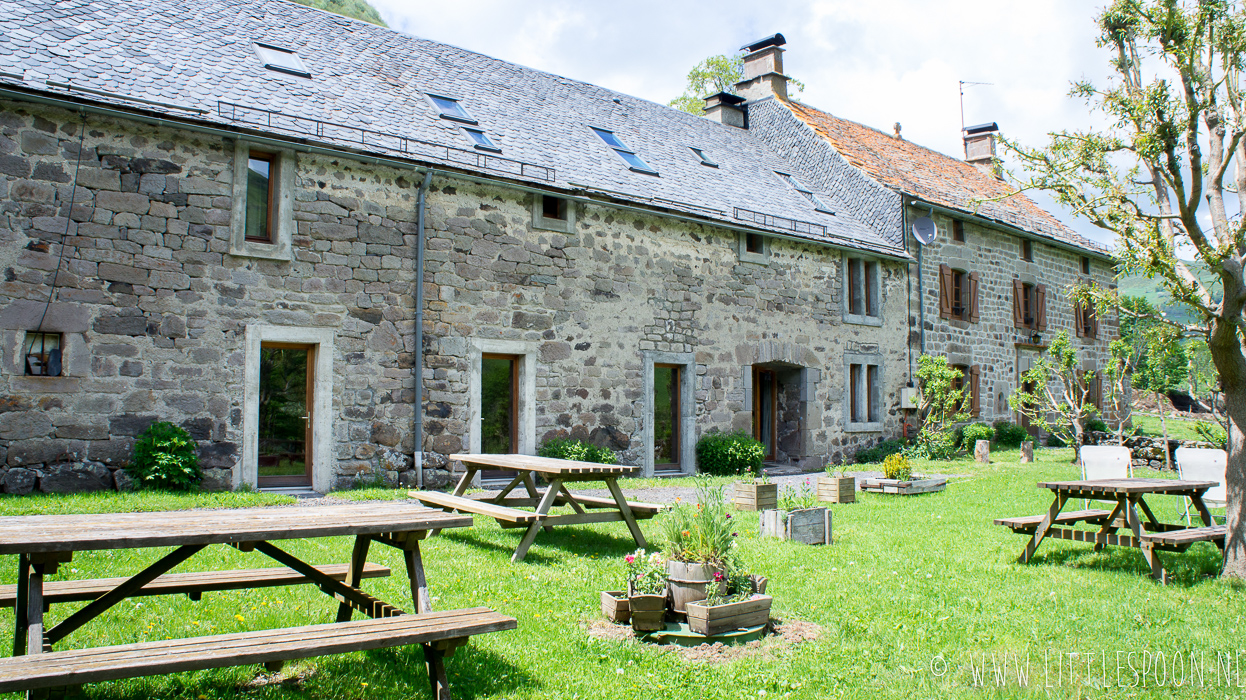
[0,450,1240,699]
[1131,413,1208,442]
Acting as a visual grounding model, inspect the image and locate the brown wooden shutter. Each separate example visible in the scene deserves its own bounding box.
[967,272,980,322]
[939,264,953,319]
[969,364,981,416]
[1035,284,1048,331]
[1012,279,1025,328]
[1074,301,1085,338]
[1090,307,1099,339]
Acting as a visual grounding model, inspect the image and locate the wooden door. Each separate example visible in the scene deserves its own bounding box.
[753,367,778,462]
[258,343,314,488]
[654,364,681,473]
[480,354,519,481]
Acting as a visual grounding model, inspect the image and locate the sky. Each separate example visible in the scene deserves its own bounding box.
[369,0,1116,245]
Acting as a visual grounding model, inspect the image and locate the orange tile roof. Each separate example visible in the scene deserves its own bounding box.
[784,100,1108,254]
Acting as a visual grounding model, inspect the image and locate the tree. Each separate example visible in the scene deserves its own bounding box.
[1009,331,1100,459]
[293,0,387,27]
[1134,324,1189,470]
[1005,0,1246,578]
[910,355,969,459]
[669,54,805,114]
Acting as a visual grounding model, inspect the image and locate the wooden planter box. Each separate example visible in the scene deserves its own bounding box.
[686,594,772,636]
[628,584,667,632]
[733,481,777,511]
[759,507,832,545]
[601,591,629,624]
[859,476,947,495]
[817,475,856,504]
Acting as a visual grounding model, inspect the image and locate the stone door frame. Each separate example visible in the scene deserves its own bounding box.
[467,338,538,486]
[641,351,696,477]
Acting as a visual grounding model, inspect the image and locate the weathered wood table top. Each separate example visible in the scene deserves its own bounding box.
[1035,478,1219,496]
[0,502,472,554]
[449,453,638,476]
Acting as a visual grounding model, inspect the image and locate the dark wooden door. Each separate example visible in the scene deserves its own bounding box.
[753,367,777,461]
[480,354,519,481]
[258,343,314,488]
[654,364,681,473]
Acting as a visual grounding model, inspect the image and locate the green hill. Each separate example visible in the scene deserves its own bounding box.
[292,0,387,26]
[1118,262,1220,324]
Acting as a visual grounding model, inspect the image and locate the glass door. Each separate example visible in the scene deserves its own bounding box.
[480,354,518,481]
[753,367,777,462]
[653,364,681,473]
[258,343,314,488]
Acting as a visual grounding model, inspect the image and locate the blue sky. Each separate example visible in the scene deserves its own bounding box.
[371,0,1114,245]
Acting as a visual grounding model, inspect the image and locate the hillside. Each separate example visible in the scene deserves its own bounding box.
[292,0,387,26]
[1117,262,1220,324]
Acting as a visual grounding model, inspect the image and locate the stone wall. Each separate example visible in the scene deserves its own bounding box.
[1086,432,1219,470]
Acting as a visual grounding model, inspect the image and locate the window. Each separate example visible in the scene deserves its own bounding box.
[244,151,274,243]
[653,364,681,470]
[480,354,518,455]
[777,172,833,213]
[738,231,768,262]
[532,194,575,233]
[746,233,764,254]
[1021,239,1033,261]
[463,128,500,152]
[689,147,718,167]
[428,95,476,123]
[1076,300,1098,339]
[542,195,565,221]
[592,127,657,174]
[254,43,311,78]
[1013,280,1047,331]
[845,257,880,320]
[23,331,62,377]
[849,363,880,424]
[1081,256,1091,275]
[938,264,978,322]
[952,220,965,242]
[951,364,981,416]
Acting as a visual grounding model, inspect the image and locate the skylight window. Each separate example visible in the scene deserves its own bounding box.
[690,147,718,167]
[463,127,501,152]
[428,95,477,124]
[254,43,311,78]
[778,172,833,214]
[592,127,657,175]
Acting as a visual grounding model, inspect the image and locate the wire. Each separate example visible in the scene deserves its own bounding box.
[35,114,88,334]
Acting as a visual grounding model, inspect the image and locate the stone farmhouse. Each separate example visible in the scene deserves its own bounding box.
[0,0,1111,495]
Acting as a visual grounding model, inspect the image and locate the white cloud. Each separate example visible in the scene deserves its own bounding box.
[371,0,1118,244]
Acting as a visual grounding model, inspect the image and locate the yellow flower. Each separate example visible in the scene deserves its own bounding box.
[234,614,245,622]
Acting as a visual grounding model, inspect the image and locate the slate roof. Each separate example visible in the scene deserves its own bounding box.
[783,100,1110,256]
[0,0,906,258]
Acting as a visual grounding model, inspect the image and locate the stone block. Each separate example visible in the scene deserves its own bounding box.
[0,411,52,440]
[113,468,137,492]
[77,167,121,191]
[7,439,69,467]
[96,190,151,215]
[3,468,36,495]
[39,461,113,493]
[97,262,150,285]
[371,421,400,447]
[198,441,238,469]
[0,155,31,177]
[200,467,232,492]
[93,314,148,336]
[11,179,56,203]
[108,413,158,437]
[21,131,58,155]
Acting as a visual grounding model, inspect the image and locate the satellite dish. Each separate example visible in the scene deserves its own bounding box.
[912,216,937,245]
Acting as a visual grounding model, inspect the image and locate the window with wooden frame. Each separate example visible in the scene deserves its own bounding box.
[950,364,981,417]
[938,264,979,322]
[952,220,965,242]
[746,232,765,255]
[480,354,519,455]
[1081,256,1091,275]
[1079,369,1103,411]
[846,257,880,319]
[1012,280,1047,331]
[244,151,275,243]
[23,331,62,377]
[1075,298,1098,339]
[1021,239,1033,262]
[849,363,880,424]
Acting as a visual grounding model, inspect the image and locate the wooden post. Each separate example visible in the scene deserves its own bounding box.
[975,440,990,463]
[1020,441,1034,463]
[336,535,371,622]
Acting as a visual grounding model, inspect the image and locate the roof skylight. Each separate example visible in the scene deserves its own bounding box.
[690,147,718,167]
[254,43,311,78]
[463,127,501,152]
[592,127,657,175]
[428,95,477,124]
[778,172,833,214]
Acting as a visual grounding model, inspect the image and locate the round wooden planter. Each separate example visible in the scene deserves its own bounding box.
[665,560,725,614]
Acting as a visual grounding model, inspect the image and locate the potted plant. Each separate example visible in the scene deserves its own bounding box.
[859,453,947,495]
[817,464,855,504]
[624,548,667,632]
[760,480,832,545]
[600,590,629,624]
[694,431,772,511]
[661,478,737,614]
[685,568,772,636]
[733,470,777,512]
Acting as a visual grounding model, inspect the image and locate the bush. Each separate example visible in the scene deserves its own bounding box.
[695,430,764,476]
[951,424,965,449]
[903,430,958,460]
[127,422,201,491]
[882,453,912,480]
[961,422,995,447]
[993,420,1029,448]
[853,438,905,464]
[1047,433,1067,448]
[1085,418,1109,434]
[537,438,618,464]
[1196,421,1227,448]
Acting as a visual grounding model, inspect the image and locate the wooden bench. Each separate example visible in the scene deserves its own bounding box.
[467,492,666,517]
[0,563,391,609]
[0,607,516,694]
[994,509,1114,533]
[1141,525,1227,551]
[413,491,540,524]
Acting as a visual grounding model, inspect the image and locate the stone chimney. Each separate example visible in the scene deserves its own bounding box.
[734,33,789,101]
[703,91,746,128]
[964,122,1001,178]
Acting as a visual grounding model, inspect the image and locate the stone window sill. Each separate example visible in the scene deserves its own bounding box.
[843,314,883,327]
[229,239,291,261]
[844,422,883,433]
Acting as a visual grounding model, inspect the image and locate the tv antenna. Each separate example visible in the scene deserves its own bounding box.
[959,80,993,132]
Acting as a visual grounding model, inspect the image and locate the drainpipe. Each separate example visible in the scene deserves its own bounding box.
[414,170,433,489]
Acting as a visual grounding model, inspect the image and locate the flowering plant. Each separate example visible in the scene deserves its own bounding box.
[661,477,739,568]
[778,480,818,511]
[625,548,667,595]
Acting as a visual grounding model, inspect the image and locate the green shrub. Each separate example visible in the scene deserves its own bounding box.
[853,438,905,464]
[951,424,965,449]
[882,453,912,480]
[902,430,958,460]
[1085,418,1109,434]
[127,422,201,491]
[993,420,1029,448]
[537,438,618,464]
[1195,421,1227,448]
[695,430,764,476]
[961,422,995,446]
[1047,433,1067,448]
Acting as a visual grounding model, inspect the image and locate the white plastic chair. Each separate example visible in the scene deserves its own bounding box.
[1079,445,1133,510]
[1175,447,1227,525]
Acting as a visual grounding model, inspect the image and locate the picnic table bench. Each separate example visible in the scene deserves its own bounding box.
[996,478,1223,583]
[411,454,666,562]
[0,502,516,699]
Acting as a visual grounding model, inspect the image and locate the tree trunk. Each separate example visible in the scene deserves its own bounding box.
[1156,391,1172,473]
[1222,388,1246,579]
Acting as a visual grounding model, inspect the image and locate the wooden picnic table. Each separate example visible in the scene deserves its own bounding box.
[0,502,515,699]
[995,478,1225,583]
[411,454,665,562]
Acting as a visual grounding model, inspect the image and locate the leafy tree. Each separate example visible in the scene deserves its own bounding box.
[1005,0,1246,577]
[1134,324,1189,470]
[909,355,969,459]
[293,0,387,27]
[1009,331,1099,460]
[669,54,805,115]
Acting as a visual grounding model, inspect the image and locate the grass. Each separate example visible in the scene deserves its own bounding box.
[0,449,1241,699]
[1130,413,1207,442]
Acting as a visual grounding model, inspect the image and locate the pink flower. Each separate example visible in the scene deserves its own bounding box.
[713,571,725,581]
[732,532,738,537]
[624,554,635,564]
[726,514,733,520]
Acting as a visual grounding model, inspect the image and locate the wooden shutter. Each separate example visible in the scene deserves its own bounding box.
[969,364,981,416]
[1074,301,1085,337]
[967,272,980,322]
[1035,284,1048,331]
[939,264,953,319]
[1090,307,1099,339]
[1012,279,1025,328]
